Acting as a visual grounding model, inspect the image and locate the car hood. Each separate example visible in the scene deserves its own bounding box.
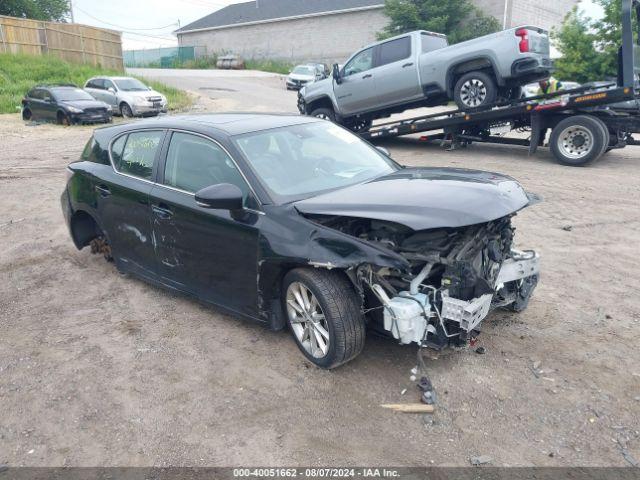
[288,73,315,81]
[120,89,164,99]
[294,167,534,231]
[62,99,109,110]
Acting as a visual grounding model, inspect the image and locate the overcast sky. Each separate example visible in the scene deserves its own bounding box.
[70,0,606,51]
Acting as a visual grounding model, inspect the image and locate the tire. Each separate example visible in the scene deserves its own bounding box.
[22,108,32,121]
[310,107,336,122]
[120,102,133,118]
[57,111,71,126]
[453,71,498,110]
[549,115,608,166]
[282,268,365,369]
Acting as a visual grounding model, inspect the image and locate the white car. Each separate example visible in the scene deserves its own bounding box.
[286,64,327,91]
[84,77,167,117]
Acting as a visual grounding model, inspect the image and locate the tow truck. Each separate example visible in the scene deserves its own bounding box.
[358,0,640,166]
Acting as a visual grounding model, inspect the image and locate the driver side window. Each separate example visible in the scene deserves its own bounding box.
[163,132,250,199]
[344,48,373,77]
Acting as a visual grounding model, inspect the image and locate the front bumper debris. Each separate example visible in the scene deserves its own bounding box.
[376,249,540,346]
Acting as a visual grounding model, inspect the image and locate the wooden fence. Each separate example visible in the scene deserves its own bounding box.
[0,15,123,71]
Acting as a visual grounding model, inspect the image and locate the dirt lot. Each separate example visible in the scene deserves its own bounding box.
[1,73,639,467]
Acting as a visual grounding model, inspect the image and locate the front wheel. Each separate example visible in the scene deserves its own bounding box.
[310,107,336,122]
[57,111,71,126]
[453,71,498,110]
[120,103,134,118]
[282,268,365,369]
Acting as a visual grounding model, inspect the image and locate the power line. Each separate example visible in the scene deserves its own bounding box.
[73,4,179,31]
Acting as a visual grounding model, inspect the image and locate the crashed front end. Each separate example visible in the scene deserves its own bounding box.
[306,214,539,349]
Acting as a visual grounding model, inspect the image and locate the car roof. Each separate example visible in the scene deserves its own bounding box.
[105,113,321,136]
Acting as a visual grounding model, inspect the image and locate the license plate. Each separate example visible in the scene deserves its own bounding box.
[153,102,161,108]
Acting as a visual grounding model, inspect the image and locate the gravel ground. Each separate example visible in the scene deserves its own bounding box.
[0,71,639,467]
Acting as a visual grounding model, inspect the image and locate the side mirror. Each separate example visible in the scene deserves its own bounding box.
[195,183,244,211]
[332,63,342,84]
[107,87,116,94]
[376,146,391,157]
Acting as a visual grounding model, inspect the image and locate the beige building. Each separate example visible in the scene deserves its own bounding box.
[175,0,577,63]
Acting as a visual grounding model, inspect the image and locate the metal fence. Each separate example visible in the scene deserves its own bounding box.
[0,15,123,71]
[123,46,208,68]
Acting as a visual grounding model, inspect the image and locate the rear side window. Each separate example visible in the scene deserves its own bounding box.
[377,37,411,67]
[86,79,104,89]
[421,34,448,53]
[111,131,163,180]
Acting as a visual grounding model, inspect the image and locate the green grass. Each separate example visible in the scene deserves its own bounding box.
[0,53,193,114]
[244,58,294,75]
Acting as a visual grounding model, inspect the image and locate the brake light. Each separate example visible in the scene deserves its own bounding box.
[516,28,529,53]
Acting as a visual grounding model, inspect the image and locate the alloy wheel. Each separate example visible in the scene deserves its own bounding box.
[286,281,330,359]
[460,78,488,108]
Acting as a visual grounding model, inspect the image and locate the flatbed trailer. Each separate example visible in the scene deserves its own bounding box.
[358,0,640,167]
[360,85,640,166]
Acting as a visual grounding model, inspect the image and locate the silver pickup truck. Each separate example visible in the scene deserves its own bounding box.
[298,28,551,130]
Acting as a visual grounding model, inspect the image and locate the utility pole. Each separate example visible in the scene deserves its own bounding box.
[69,0,75,23]
[502,0,510,29]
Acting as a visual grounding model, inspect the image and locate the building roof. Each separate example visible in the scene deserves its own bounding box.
[176,0,384,34]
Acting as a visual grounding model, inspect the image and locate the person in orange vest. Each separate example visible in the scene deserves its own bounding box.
[537,77,563,96]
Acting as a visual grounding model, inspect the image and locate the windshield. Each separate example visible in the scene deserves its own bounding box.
[114,78,149,91]
[292,66,315,75]
[53,88,94,101]
[233,122,398,204]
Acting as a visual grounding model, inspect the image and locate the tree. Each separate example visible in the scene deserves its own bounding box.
[592,0,637,79]
[551,7,604,83]
[0,0,70,22]
[377,0,501,43]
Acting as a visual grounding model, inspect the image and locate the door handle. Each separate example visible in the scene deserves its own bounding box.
[362,74,373,79]
[402,62,414,68]
[95,184,111,197]
[152,204,173,220]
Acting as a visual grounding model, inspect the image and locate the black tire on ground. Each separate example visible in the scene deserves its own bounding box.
[57,111,71,126]
[282,268,365,369]
[549,115,608,166]
[453,71,498,110]
[120,103,133,118]
[22,108,32,121]
[310,107,336,122]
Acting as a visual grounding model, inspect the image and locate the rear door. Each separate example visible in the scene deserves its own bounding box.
[26,88,47,120]
[149,130,260,316]
[333,47,376,115]
[95,129,165,280]
[85,79,109,103]
[372,36,422,107]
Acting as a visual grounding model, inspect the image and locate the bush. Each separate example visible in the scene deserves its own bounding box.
[244,58,294,74]
[0,53,193,114]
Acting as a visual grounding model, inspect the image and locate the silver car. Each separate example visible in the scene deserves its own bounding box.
[286,64,327,91]
[84,77,167,117]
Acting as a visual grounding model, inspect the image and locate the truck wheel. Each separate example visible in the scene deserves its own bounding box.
[310,108,336,122]
[454,71,498,110]
[282,268,365,369]
[549,115,608,166]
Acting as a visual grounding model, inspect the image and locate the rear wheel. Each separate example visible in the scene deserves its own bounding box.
[22,108,32,121]
[282,268,365,369]
[310,107,335,122]
[453,71,498,110]
[549,115,608,166]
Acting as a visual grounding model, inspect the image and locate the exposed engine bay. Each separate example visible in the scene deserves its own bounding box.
[308,214,539,349]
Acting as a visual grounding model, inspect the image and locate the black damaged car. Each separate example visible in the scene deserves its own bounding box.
[22,85,112,125]
[61,114,540,369]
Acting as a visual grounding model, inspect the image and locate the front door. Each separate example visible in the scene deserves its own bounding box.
[334,47,376,115]
[95,129,165,279]
[149,131,260,316]
[373,36,422,106]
